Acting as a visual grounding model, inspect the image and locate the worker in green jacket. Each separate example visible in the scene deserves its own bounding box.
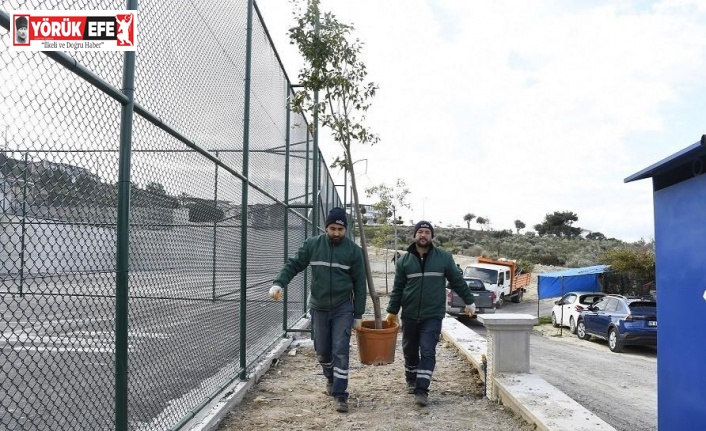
[385,221,476,407]
[270,207,367,413]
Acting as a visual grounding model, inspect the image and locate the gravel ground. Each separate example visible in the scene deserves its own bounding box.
[216,249,536,431]
[216,329,535,430]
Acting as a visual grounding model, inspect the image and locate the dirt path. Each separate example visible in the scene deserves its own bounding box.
[216,249,536,431]
[216,334,533,431]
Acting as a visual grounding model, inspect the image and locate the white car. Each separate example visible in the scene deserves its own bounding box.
[551,291,606,334]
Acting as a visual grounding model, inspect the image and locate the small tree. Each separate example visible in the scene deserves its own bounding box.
[514,219,526,234]
[601,247,655,280]
[370,223,393,249]
[145,181,166,196]
[586,231,606,240]
[476,217,488,230]
[463,213,476,229]
[289,0,383,327]
[534,210,581,238]
[600,246,655,295]
[366,179,411,293]
[366,178,411,252]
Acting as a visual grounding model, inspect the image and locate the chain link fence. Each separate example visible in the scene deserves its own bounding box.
[0,1,343,429]
[602,272,655,298]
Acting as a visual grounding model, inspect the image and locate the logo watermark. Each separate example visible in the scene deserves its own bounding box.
[10,10,137,51]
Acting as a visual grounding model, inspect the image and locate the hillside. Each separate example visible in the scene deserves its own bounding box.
[361,225,655,297]
[362,225,652,269]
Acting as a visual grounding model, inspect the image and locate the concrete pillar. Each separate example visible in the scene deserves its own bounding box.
[477,313,537,400]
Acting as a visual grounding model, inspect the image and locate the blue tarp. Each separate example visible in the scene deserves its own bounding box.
[537,265,610,300]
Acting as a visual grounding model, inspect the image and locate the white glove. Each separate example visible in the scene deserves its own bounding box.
[385,313,401,330]
[465,303,476,317]
[353,319,362,330]
[269,285,283,300]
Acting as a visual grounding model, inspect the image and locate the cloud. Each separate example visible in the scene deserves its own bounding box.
[256,0,706,241]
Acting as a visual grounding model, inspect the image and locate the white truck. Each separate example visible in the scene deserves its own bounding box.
[462,257,531,307]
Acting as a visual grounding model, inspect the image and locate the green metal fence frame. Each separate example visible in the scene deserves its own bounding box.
[0,1,352,429]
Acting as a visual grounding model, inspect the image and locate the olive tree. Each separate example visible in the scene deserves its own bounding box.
[289,0,383,327]
[514,219,526,234]
[534,211,582,238]
[463,213,476,229]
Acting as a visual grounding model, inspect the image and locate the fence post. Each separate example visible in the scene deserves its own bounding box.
[19,152,27,297]
[239,0,254,380]
[282,88,291,330]
[115,2,138,429]
[303,131,310,314]
[212,151,219,301]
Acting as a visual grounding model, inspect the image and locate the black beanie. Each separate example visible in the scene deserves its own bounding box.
[16,16,28,29]
[325,207,347,228]
[414,220,434,238]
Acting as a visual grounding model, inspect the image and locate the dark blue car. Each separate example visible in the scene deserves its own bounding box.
[576,294,657,353]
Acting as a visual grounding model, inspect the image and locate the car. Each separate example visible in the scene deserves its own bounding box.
[551,291,606,334]
[576,294,657,353]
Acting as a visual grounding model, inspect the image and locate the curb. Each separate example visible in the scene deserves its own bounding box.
[441,316,615,431]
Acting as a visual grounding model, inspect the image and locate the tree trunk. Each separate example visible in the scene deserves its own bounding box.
[348,158,382,329]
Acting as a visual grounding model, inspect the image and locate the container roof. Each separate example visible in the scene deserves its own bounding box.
[625,136,706,185]
[538,264,610,279]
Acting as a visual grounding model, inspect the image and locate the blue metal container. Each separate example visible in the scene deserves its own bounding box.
[626,137,706,430]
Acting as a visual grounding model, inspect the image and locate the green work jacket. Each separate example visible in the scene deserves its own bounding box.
[387,243,474,320]
[274,234,367,318]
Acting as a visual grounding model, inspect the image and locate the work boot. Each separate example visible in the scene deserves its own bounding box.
[326,379,333,396]
[406,382,416,394]
[335,397,348,413]
[414,392,429,407]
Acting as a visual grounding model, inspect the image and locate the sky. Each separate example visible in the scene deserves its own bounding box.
[255,0,706,242]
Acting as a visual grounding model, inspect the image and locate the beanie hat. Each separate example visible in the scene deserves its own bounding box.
[414,220,434,238]
[325,207,347,228]
[16,16,28,29]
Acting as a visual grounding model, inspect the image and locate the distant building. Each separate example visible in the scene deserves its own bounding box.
[41,159,101,184]
[345,202,380,225]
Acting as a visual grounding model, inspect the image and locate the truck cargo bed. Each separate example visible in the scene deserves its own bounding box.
[446,277,495,315]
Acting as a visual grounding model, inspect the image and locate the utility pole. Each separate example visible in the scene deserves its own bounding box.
[393,204,397,253]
